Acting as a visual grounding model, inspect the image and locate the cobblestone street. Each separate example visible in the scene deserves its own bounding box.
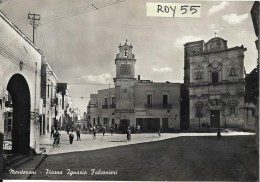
[28,132,258,181]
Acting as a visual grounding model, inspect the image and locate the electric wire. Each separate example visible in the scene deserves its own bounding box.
[0,41,41,76]
[40,0,126,25]
[40,0,124,22]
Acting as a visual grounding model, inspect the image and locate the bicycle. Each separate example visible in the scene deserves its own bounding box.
[53,137,61,148]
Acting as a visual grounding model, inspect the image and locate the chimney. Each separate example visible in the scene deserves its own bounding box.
[138,75,140,80]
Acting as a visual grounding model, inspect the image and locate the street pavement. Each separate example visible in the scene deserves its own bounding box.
[40,130,255,155]
[30,133,258,181]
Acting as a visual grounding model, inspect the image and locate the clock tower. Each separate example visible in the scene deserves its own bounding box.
[114,40,136,129]
[114,40,136,80]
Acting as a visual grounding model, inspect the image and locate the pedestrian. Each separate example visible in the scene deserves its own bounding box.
[110,126,114,136]
[93,126,96,140]
[50,126,55,139]
[102,126,106,136]
[126,127,131,141]
[170,124,174,132]
[69,131,74,144]
[207,123,210,129]
[137,124,140,134]
[158,128,161,137]
[76,129,81,141]
[53,130,61,146]
[67,127,70,135]
[217,128,221,140]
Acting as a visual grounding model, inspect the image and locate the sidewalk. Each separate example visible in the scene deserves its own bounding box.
[39,130,255,155]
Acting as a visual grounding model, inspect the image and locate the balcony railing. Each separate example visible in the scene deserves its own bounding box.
[102,104,116,109]
[144,104,172,109]
[110,104,116,108]
[102,105,108,109]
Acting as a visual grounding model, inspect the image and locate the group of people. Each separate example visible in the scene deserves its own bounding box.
[50,126,82,146]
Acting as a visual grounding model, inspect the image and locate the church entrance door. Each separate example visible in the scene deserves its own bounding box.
[210,110,220,128]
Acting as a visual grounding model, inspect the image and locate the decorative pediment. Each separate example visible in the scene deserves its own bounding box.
[209,60,222,72]
[206,99,226,109]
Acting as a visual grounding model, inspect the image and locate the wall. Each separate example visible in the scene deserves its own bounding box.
[0,12,42,153]
[187,37,246,129]
[134,82,181,129]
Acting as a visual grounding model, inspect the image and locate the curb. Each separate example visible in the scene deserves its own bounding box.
[27,154,47,179]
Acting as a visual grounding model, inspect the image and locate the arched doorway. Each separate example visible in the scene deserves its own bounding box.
[7,74,31,155]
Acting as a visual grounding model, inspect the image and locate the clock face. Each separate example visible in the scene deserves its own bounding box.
[120,64,130,75]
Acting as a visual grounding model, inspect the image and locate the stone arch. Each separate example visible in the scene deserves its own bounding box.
[7,73,31,155]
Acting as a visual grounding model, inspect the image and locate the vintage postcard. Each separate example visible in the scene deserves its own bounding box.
[0,0,259,181]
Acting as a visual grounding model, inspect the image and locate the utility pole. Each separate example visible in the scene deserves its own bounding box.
[28,13,41,44]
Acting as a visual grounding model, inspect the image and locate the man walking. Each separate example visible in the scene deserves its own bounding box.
[93,126,96,140]
[50,126,55,139]
[137,124,141,134]
[217,128,221,140]
[76,129,81,141]
[69,131,74,144]
[110,126,114,136]
[102,126,106,136]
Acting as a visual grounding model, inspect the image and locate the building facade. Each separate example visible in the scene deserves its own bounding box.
[88,41,181,132]
[185,37,247,129]
[0,11,42,155]
[56,83,73,129]
[41,58,59,135]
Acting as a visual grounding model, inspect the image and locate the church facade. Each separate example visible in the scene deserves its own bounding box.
[184,37,247,129]
[87,41,181,132]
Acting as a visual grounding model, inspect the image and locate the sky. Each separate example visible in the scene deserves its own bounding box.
[0,0,257,115]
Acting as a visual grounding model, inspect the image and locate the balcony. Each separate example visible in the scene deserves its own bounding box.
[110,104,116,108]
[102,105,108,109]
[144,104,172,109]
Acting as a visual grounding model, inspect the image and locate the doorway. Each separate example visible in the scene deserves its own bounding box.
[119,119,130,132]
[162,118,168,131]
[210,110,220,128]
[7,74,31,155]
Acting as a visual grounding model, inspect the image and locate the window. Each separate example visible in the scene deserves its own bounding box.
[93,118,96,125]
[230,67,236,76]
[163,95,168,105]
[252,110,255,117]
[217,42,221,49]
[104,98,108,105]
[230,106,235,115]
[196,71,202,79]
[104,118,109,126]
[112,97,115,105]
[112,119,115,126]
[147,95,152,106]
[212,71,219,83]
